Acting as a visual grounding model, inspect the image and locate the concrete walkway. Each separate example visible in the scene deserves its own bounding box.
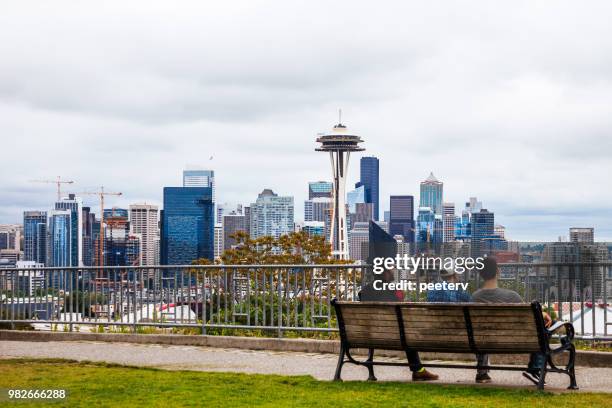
[1,340,611,393]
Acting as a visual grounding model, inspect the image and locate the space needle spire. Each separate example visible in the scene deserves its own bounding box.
[315,113,364,259]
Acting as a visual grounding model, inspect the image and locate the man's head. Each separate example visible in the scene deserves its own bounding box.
[440,261,459,282]
[479,257,498,282]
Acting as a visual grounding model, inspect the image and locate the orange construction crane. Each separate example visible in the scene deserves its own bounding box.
[30,176,75,201]
[78,187,122,268]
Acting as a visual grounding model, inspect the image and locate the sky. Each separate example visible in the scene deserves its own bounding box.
[1,1,612,241]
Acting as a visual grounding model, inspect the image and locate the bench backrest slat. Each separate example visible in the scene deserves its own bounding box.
[337,304,403,350]
[334,301,545,354]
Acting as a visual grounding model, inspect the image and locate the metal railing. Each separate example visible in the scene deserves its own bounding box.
[0,264,365,336]
[1,262,611,340]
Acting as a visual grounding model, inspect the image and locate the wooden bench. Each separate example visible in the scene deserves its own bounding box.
[331,300,577,390]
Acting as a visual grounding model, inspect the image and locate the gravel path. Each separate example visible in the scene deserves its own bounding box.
[1,340,610,393]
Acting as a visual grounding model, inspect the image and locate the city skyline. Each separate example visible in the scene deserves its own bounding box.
[2,2,612,240]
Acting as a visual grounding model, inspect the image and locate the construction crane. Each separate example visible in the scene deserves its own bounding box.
[30,176,75,201]
[78,186,122,269]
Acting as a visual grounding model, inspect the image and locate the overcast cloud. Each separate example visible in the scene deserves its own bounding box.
[1,1,612,241]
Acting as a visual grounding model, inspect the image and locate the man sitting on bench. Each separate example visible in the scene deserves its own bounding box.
[472,257,552,385]
[359,268,439,381]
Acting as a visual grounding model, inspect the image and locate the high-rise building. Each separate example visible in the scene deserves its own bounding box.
[214,224,223,259]
[161,187,214,265]
[182,168,215,202]
[467,197,483,214]
[129,204,159,266]
[216,203,242,224]
[419,172,443,216]
[222,212,246,250]
[569,228,594,244]
[243,206,251,237]
[416,207,443,246]
[81,207,97,266]
[0,224,21,251]
[494,224,506,239]
[304,198,332,223]
[442,202,456,243]
[389,195,414,243]
[103,208,140,267]
[383,211,390,223]
[356,156,379,221]
[249,189,294,239]
[47,210,72,268]
[23,211,47,265]
[316,121,364,259]
[349,221,369,261]
[471,209,495,257]
[346,185,366,213]
[308,181,333,199]
[353,202,374,223]
[55,194,83,266]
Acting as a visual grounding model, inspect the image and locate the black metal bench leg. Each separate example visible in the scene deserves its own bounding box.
[334,345,346,381]
[537,366,547,391]
[366,348,377,381]
[567,345,579,390]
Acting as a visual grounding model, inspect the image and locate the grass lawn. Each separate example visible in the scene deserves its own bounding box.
[0,359,608,408]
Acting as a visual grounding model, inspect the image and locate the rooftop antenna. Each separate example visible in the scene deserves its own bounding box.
[338,108,342,125]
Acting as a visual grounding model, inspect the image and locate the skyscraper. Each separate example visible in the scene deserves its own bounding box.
[129,204,159,266]
[389,195,414,243]
[442,202,456,243]
[308,181,333,199]
[419,172,443,215]
[103,208,140,267]
[471,209,495,257]
[55,194,83,266]
[416,207,442,246]
[249,189,294,239]
[569,228,594,244]
[23,211,47,265]
[357,156,379,221]
[81,207,96,266]
[304,198,332,222]
[161,187,214,265]
[316,121,364,259]
[349,221,369,261]
[47,210,72,267]
[182,168,215,202]
[346,185,366,213]
[222,212,246,250]
[214,224,223,259]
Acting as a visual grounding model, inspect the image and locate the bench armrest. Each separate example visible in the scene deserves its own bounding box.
[547,321,575,342]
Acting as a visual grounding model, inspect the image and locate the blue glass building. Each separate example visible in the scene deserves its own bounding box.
[48,210,72,267]
[356,157,379,221]
[308,181,333,199]
[23,211,47,264]
[419,172,443,216]
[471,209,495,257]
[346,185,366,213]
[161,187,214,265]
[55,195,83,267]
[416,207,443,249]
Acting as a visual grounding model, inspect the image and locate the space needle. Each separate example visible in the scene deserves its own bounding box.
[316,112,364,259]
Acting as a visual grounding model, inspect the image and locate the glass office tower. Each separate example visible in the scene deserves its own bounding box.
[161,187,214,265]
[24,211,47,264]
[356,157,379,221]
[419,172,443,216]
[389,195,415,243]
